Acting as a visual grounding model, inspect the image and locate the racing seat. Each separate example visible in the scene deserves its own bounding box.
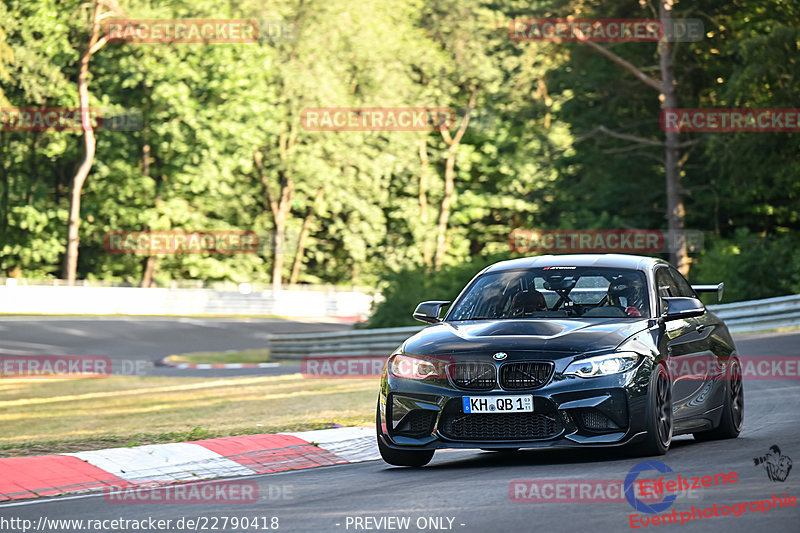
[509,289,547,317]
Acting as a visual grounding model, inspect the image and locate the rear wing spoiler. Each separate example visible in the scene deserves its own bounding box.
[691,282,724,302]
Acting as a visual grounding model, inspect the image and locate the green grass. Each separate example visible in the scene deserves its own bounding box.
[165,348,272,365]
[0,373,377,457]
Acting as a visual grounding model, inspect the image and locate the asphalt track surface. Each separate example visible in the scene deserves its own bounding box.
[0,316,351,376]
[1,327,799,533]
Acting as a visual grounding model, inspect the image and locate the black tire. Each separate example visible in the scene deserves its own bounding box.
[376,403,435,467]
[633,362,673,456]
[693,357,744,441]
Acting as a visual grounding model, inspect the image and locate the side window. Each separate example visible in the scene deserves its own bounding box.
[655,268,679,297]
[655,268,679,314]
[668,267,697,298]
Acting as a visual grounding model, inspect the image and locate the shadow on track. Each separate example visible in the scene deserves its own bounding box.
[377,435,704,472]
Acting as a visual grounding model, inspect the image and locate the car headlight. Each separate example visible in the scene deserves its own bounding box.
[563,352,641,378]
[390,354,444,380]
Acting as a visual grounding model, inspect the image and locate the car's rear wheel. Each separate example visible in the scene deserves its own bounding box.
[634,362,672,456]
[693,357,744,441]
[376,403,435,467]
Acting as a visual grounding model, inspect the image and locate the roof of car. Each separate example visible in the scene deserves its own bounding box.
[483,254,668,274]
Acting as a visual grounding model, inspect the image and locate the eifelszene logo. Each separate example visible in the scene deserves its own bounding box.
[625,461,678,514]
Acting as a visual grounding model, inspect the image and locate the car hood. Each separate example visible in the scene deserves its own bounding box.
[402,319,650,358]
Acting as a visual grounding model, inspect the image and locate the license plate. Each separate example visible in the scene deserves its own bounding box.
[462,395,533,414]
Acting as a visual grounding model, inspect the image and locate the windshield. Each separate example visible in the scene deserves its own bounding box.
[447,267,650,320]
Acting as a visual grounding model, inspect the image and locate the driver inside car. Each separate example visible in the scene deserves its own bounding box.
[607,278,646,317]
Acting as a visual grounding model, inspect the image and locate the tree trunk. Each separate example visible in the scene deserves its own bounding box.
[289,187,323,285]
[433,91,477,270]
[140,144,157,287]
[659,0,689,275]
[62,0,121,283]
[141,254,157,287]
[273,218,286,291]
[581,5,689,275]
[433,147,456,270]
[0,132,8,244]
[63,76,97,283]
[271,171,294,293]
[254,145,295,294]
[418,136,433,268]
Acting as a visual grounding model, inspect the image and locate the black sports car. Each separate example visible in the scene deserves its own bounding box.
[376,254,744,466]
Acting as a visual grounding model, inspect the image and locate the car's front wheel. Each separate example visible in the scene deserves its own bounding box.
[634,362,672,456]
[693,357,744,441]
[376,403,435,467]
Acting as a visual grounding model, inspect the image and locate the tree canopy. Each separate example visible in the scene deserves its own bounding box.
[1,0,797,320]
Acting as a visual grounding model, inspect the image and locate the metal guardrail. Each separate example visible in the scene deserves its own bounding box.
[269,326,422,359]
[0,285,375,318]
[268,294,800,359]
[1,277,374,293]
[709,293,800,333]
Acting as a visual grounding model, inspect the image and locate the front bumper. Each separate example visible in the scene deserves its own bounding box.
[378,357,653,450]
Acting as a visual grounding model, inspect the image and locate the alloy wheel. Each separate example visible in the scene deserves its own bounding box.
[655,369,673,447]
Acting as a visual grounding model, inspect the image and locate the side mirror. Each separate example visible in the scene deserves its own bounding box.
[691,282,724,302]
[413,301,451,324]
[662,297,706,321]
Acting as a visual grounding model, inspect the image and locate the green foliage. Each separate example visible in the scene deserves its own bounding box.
[0,0,795,317]
[690,230,800,305]
[365,254,507,328]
